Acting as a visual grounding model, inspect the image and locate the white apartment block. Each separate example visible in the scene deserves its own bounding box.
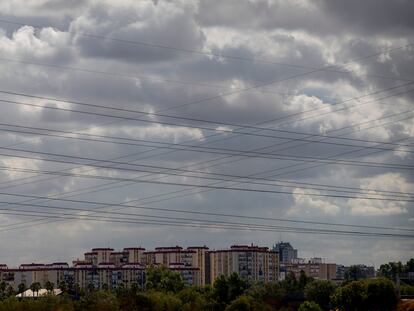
[209,245,279,284]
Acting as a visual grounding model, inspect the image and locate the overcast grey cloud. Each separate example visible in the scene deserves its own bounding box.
[0,0,413,267]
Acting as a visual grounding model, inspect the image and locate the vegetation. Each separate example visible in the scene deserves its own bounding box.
[378,259,414,283]
[331,278,398,311]
[0,263,411,311]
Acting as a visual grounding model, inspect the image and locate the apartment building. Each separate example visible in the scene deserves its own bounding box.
[336,264,375,280]
[73,262,145,290]
[209,245,279,284]
[284,258,337,280]
[143,246,209,286]
[1,244,280,290]
[0,263,73,290]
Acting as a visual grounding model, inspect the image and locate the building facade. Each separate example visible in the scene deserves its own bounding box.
[143,246,208,286]
[284,258,337,280]
[1,244,281,290]
[273,241,298,263]
[209,245,279,284]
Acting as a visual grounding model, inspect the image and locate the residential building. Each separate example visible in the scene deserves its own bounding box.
[209,244,279,284]
[336,264,375,280]
[2,243,283,290]
[273,241,298,263]
[143,245,208,286]
[284,258,337,280]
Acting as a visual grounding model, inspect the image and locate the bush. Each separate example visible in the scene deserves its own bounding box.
[146,291,182,311]
[401,283,414,295]
[225,295,270,311]
[299,301,323,311]
[77,291,119,311]
[178,287,207,311]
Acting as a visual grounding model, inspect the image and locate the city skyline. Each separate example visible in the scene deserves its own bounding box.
[0,0,413,269]
[0,241,393,268]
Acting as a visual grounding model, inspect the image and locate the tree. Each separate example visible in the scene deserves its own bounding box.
[281,271,299,292]
[228,273,247,302]
[145,291,182,310]
[406,258,414,272]
[332,279,398,311]
[331,280,367,311]
[365,278,398,311]
[212,273,248,307]
[145,266,184,293]
[299,270,313,290]
[378,262,404,280]
[299,301,323,311]
[130,282,140,294]
[247,282,286,309]
[178,287,207,311]
[30,282,41,297]
[58,280,68,293]
[87,282,95,293]
[45,281,54,293]
[6,285,14,297]
[17,283,26,295]
[345,265,364,281]
[0,281,6,293]
[0,281,6,299]
[304,280,335,311]
[213,275,230,304]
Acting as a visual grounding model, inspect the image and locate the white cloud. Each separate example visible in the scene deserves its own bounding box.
[289,188,340,215]
[348,173,411,216]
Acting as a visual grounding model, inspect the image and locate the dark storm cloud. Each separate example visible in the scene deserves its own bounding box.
[321,0,414,36]
[71,1,205,63]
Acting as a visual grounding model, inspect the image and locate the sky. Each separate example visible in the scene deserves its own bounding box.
[0,0,413,267]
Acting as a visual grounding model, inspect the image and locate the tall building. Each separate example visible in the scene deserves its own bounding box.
[209,245,279,284]
[273,241,298,263]
[143,246,208,286]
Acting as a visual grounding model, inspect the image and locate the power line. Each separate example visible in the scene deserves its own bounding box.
[2,165,413,206]
[0,193,410,231]
[1,122,414,165]
[1,81,413,136]
[109,112,414,210]
[1,104,412,231]
[1,119,413,153]
[0,35,410,233]
[2,209,412,238]
[1,86,414,154]
[0,198,412,238]
[0,81,411,202]
[0,18,412,84]
[1,144,413,186]
[0,159,413,203]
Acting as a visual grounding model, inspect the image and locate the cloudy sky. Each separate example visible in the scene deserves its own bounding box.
[0,0,413,267]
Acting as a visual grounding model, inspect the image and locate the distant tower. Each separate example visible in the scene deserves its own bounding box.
[273,241,298,263]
